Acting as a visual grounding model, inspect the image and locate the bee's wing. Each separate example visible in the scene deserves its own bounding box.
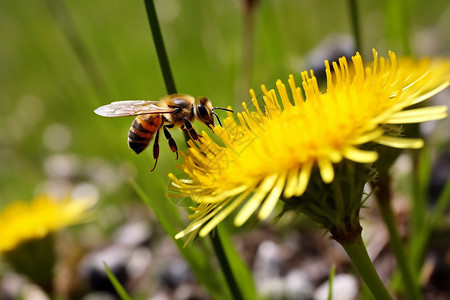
[94,100,175,117]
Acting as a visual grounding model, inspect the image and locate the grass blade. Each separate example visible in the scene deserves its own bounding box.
[104,262,132,300]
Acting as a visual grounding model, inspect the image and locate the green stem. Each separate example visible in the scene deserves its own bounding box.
[410,179,450,275]
[411,146,429,243]
[143,0,177,94]
[237,0,257,104]
[339,232,393,300]
[376,180,422,300]
[385,0,412,55]
[210,230,244,300]
[347,0,362,53]
[327,264,336,300]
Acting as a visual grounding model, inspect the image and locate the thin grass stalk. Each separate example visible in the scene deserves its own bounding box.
[410,179,450,275]
[238,0,258,103]
[411,147,430,253]
[347,0,362,53]
[210,229,244,300]
[104,263,133,300]
[375,179,422,300]
[385,0,412,55]
[327,265,336,300]
[143,0,177,94]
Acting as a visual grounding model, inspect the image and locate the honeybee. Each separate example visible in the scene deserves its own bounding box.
[94,94,232,171]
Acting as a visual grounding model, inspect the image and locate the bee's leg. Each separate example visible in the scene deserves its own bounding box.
[163,125,179,159]
[180,126,192,139]
[183,118,200,140]
[151,128,161,172]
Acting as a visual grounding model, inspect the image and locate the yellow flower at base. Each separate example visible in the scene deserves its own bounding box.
[0,195,93,253]
[170,50,450,244]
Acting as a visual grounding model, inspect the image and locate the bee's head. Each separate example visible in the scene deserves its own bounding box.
[195,97,215,128]
[195,97,233,129]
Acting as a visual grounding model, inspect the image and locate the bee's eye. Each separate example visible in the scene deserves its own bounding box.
[197,104,209,120]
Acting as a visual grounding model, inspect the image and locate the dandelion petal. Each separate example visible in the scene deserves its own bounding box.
[318,158,334,184]
[199,190,251,237]
[343,146,378,163]
[259,173,286,220]
[295,161,313,196]
[411,82,450,105]
[375,136,424,149]
[234,174,277,226]
[284,168,299,198]
[386,106,448,124]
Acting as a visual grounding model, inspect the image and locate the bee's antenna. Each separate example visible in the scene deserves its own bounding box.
[212,107,234,127]
[212,111,223,127]
[212,107,234,113]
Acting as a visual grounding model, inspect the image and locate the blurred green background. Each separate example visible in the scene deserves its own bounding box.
[1,0,449,297]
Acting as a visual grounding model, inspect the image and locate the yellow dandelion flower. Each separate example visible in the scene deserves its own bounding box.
[170,50,450,243]
[0,195,93,253]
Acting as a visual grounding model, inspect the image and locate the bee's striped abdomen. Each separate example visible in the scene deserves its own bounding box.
[128,115,162,154]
